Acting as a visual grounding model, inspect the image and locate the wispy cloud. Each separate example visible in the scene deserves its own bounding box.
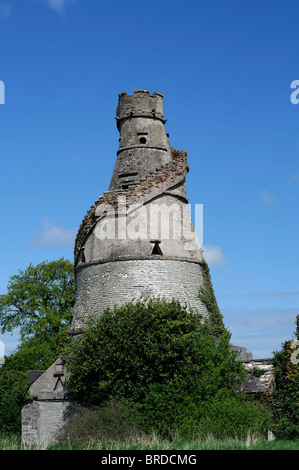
[0,0,75,17]
[290,172,299,184]
[202,245,227,266]
[223,306,298,358]
[261,189,276,204]
[220,291,299,300]
[0,0,13,18]
[47,0,74,13]
[32,217,75,247]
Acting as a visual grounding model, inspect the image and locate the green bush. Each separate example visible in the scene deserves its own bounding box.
[58,399,144,447]
[134,382,270,440]
[269,318,299,439]
[67,299,270,439]
[197,390,270,439]
[69,299,245,405]
[0,369,30,433]
[135,380,203,439]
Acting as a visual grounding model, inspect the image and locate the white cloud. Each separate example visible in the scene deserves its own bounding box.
[32,217,75,247]
[202,245,227,266]
[47,0,74,13]
[261,189,276,204]
[0,0,13,18]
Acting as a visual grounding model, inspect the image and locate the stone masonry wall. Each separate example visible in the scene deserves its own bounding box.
[22,401,74,446]
[22,401,39,446]
[70,258,208,334]
[74,148,188,262]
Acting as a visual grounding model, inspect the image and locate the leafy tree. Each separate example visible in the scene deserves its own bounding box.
[67,299,269,438]
[0,258,75,433]
[0,258,75,344]
[269,315,299,439]
[0,369,30,433]
[2,330,71,372]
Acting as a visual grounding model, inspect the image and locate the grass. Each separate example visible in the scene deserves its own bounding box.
[1,433,299,450]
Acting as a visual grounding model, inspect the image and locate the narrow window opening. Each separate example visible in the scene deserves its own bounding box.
[118,172,138,179]
[151,240,163,255]
[120,180,134,190]
[79,247,85,263]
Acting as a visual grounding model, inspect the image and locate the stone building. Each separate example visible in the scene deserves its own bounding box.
[69,89,209,336]
[21,90,274,445]
[22,89,213,445]
[21,357,74,446]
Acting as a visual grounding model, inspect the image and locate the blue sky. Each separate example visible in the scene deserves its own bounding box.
[0,0,299,359]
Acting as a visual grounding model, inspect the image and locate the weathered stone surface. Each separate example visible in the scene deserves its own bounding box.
[74,147,190,261]
[70,258,208,334]
[22,401,77,446]
[71,91,206,335]
[21,90,212,445]
[242,359,275,393]
[29,357,68,401]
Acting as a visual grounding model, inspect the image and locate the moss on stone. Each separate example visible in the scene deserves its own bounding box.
[198,259,226,338]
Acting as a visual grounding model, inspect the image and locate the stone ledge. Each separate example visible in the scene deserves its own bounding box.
[75,256,203,271]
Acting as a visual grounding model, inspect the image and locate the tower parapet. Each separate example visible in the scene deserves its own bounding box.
[115,90,166,128]
[109,90,171,191]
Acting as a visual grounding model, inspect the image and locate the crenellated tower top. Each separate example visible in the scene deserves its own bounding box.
[115,90,166,129]
[109,90,171,191]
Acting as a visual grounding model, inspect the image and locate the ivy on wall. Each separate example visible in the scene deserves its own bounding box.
[198,259,225,338]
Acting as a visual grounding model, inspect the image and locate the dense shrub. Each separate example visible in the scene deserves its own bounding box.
[135,380,202,439]
[68,299,269,439]
[0,369,30,433]
[269,317,299,439]
[58,400,144,447]
[135,381,270,440]
[197,390,270,439]
[69,299,244,403]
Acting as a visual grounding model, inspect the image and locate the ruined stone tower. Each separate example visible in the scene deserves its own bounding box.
[22,90,266,447]
[69,90,208,335]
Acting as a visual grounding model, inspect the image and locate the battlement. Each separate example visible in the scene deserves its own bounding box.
[116,89,166,129]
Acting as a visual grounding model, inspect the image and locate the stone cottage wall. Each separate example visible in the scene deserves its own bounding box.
[22,400,73,446]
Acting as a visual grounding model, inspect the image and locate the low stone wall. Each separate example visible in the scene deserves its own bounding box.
[22,400,75,446]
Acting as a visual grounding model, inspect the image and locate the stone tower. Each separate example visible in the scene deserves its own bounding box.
[69,90,208,336]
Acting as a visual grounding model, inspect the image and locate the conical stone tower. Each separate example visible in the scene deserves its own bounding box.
[69,90,209,335]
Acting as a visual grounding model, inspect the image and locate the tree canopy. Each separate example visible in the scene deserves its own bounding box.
[269,315,299,439]
[0,258,76,432]
[0,258,75,342]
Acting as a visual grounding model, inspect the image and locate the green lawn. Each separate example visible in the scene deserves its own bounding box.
[1,433,299,450]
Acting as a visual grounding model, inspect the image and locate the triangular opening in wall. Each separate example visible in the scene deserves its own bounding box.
[151,241,163,255]
[54,378,64,392]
